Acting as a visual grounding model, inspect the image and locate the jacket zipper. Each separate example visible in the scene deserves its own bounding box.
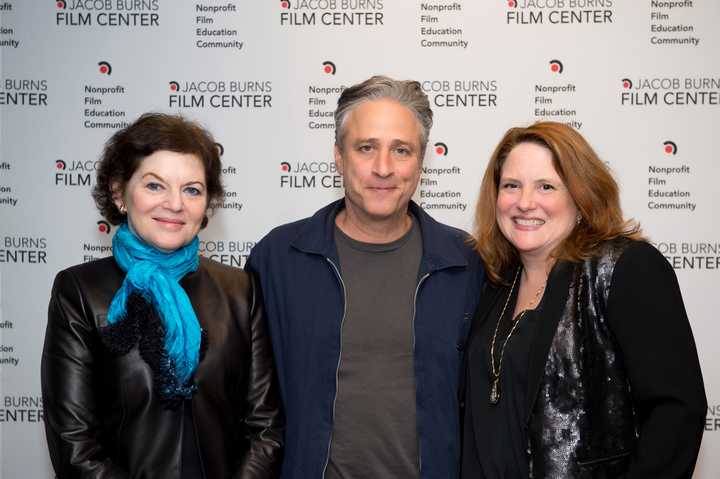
[321,257,348,478]
[412,272,430,476]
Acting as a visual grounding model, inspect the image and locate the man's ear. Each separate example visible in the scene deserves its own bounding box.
[334,144,344,175]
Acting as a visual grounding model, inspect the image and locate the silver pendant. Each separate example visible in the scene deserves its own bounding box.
[489,376,500,405]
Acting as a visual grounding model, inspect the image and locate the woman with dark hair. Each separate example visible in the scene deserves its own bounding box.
[462,121,706,478]
[41,113,283,478]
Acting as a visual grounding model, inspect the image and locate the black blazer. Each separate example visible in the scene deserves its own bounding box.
[42,256,283,479]
[463,240,706,478]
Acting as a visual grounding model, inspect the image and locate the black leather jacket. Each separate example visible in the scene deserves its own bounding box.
[41,256,283,479]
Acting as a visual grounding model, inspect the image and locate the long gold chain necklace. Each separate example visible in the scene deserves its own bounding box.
[488,266,545,405]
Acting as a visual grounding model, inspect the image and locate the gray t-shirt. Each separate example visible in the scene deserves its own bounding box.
[325,217,422,479]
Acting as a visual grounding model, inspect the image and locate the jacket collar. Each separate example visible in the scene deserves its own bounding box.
[525,259,576,423]
[289,198,469,272]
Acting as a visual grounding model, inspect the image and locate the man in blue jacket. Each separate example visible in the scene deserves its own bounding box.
[246,75,484,479]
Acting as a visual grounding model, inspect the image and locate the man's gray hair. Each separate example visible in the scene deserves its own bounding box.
[334,75,433,155]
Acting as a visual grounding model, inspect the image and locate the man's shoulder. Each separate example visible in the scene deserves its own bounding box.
[248,217,308,266]
[249,201,337,263]
[258,216,309,246]
[426,220,471,243]
[414,207,475,252]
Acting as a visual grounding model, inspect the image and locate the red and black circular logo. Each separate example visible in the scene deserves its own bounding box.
[97,220,112,234]
[322,61,337,75]
[98,61,112,75]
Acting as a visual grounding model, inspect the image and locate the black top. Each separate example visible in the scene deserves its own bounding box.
[462,240,706,478]
[326,219,422,478]
[462,275,540,478]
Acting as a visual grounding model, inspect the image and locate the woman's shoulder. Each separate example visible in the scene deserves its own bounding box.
[198,255,248,277]
[602,238,668,267]
[193,257,261,317]
[196,256,253,291]
[591,237,665,267]
[597,238,675,286]
[60,256,121,278]
[54,256,123,292]
[50,257,124,322]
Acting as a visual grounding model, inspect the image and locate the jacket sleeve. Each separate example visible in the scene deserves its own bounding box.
[234,272,284,479]
[41,270,130,479]
[607,241,707,478]
[244,241,287,397]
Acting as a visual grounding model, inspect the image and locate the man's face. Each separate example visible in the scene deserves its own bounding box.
[334,98,423,227]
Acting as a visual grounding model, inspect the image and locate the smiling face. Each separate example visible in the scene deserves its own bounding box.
[115,150,208,252]
[334,98,423,231]
[496,141,578,263]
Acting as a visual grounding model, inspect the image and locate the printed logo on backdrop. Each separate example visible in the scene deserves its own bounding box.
[0,153,11,208]
[419,2,468,49]
[195,2,244,51]
[0,79,48,106]
[663,140,677,155]
[0,347,20,368]
[279,160,342,190]
[433,142,448,156]
[0,236,47,264]
[1,1,20,49]
[421,79,499,109]
[98,61,112,75]
[82,221,113,263]
[647,139,697,213]
[97,220,112,234]
[0,184,17,207]
[0,396,43,423]
[649,1,700,47]
[548,59,563,74]
[199,240,255,268]
[505,0,614,25]
[419,140,467,213]
[322,61,337,75]
[707,403,720,431]
[279,0,384,27]
[306,63,345,132]
[620,76,720,106]
[212,142,244,214]
[533,60,582,129]
[655,241,720,271]
[84,62,129,129]
[54,158,98,187]
[0,313,12,336]
[168,80,273,109]
[55,0,160,28]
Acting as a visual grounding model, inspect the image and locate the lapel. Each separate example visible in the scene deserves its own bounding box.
[524,260,577,423]
[467,272,511,463]
[468,281,503,343]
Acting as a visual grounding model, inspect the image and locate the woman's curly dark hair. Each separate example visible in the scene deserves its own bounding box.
[92,113,224,227]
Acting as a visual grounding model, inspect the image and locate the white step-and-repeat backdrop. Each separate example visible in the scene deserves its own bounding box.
[2,1,719,477]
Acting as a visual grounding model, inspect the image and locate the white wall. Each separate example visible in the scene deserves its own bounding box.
[1,1,718,476]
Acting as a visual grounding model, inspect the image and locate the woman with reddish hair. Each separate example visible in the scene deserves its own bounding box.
[462,121,706,478]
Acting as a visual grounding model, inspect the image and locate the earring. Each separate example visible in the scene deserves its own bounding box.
[119,204,127,214]
[576,213,582,225]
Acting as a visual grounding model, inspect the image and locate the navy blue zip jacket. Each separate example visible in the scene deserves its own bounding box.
[246,199,484,479]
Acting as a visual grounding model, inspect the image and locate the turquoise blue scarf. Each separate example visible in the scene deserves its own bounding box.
[108,223,201,398]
